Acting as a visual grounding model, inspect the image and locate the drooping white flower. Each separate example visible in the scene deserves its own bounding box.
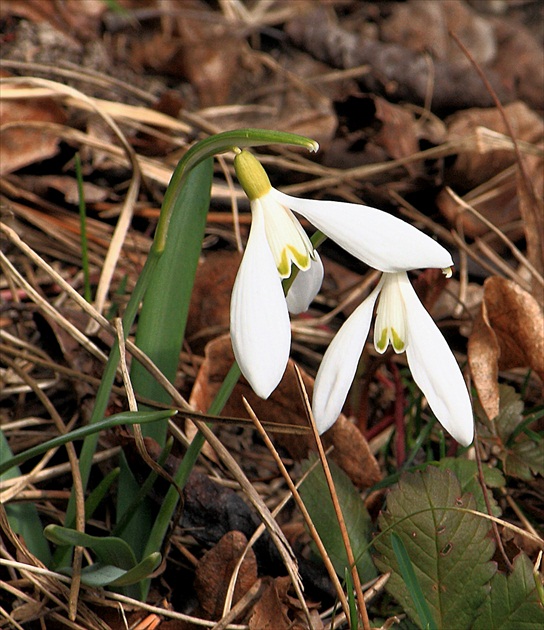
[231,149,454,400]
[312,271,474,446]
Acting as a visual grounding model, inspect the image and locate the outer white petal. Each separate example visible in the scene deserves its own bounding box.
[286,252,324,314]
[312,281,383,434]
[230,205,291,399]
[398,273,474,446]
[271,189,453,272]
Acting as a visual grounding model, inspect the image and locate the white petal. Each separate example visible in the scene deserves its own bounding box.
[312,281,383,434]
[286,252,324,314]
[230,205,291,399]
[271,189,453,272]
[398,273,474,446]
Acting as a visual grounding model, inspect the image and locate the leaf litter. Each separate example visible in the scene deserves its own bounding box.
[1,1,543,629]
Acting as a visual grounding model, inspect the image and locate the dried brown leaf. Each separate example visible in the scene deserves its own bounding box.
[469,276,544,419]
[194,530,258,620]
[517,156,544,289]
[484,277,544,378]
[468,300,500,420]
[248,576,292,630]
[444,101,544,189]
[0,95,66,175]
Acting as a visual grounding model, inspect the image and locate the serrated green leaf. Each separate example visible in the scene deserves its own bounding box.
[473,553,544,629]
[44,525,136,570]
[435,457,504,516]
[495,386,526,440]
[503,437,544,480]
[477,385,544,480]
[299,455,376,583]
[374,467,496,629]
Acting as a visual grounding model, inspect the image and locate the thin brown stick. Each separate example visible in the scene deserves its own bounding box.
[293,366,371,630]
[1,356,86,619]
[473,424,514,572]
[242,397,351,619]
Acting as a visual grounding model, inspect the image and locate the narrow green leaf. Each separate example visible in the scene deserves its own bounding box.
[344,568,358,630]
[63,563,126,587]
[118,159,213,562]
[74,152,91,302]
[84,468,120,522]
[473,553,544,629]
[0,431,51,563]
[374,467,496,629]
[44,525,136,571]
[130,158,214,443]
[391,532,437,630]
[299,454,376,583]
[0,409,175,477]
[58,552,160,589]
[109,552,161,587]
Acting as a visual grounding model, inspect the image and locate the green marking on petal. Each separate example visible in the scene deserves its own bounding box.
[289,245,311,271]
[376,327,388,353]
[391,327,406,352]
[276,246,311,278]
[277,249,291,278]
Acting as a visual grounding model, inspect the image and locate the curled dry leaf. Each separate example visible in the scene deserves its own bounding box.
[0,90,67,175]
[194,530,258,620]
[438,101,544,241]
[444,101,544,190]
[248,576,292,630]
[189,335,381,490]
[469,276,544,420]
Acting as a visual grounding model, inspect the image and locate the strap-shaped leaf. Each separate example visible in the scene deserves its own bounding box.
[473,552,544,629]
[374,467,496,629]
[44,525,136,570]
[58,552,161,588]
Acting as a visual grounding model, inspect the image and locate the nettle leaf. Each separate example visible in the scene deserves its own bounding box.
[300,455,376,583]
[477,385,544,480]
[435,457,505,516]
[374,467,496,630]
[473,552,544,629]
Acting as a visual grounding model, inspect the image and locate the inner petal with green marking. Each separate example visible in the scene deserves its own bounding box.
[374,273,408,354]
[258,195,314,278]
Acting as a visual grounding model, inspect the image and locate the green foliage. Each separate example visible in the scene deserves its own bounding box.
[299,455,376,583]
[473,553,544,629]
[0,431,51,563]
[391,532,437,630]
[374,467,496,629]
[44,525,160,597]
[434,457,505,516]
[477,385,544,480]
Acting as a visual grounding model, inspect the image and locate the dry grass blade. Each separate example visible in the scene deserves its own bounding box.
[242,397,350,620]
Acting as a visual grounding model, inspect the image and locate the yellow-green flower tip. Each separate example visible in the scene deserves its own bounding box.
[234,150,272,201]
[443,266,453,278]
